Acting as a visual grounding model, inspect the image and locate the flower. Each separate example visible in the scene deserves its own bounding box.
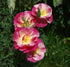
[26,39,46,63]
[32,3,53,27]
[14,11,35,30]
[13,27,39,53]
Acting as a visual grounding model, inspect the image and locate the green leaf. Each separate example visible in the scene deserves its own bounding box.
[68,20,70,25]
[66,37,70,40]
[53,0,57,7]
[7,0,16,14]
[53,0,63,7]
[37,8,41,18]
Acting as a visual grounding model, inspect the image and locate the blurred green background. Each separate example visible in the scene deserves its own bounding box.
[0,0,70,67]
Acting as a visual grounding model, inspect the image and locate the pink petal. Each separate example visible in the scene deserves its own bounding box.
[13,27,39,53]
[14,11,35,30]
[36,18,48,27]
[26,38,46,63]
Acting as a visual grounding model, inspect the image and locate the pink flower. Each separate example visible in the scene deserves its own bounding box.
[13,27,39,53]
[32,3,53,27]
[26,39,46,63]
[14,11,35,30]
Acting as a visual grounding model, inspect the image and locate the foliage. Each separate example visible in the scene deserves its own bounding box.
[0,0,70,67]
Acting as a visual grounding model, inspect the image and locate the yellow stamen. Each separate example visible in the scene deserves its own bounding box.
[21,18,31,27]
[22,35,31,45]
[40,10,47,17]
[34,48,39,53]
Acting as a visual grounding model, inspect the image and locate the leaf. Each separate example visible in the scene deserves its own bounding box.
[7,0,16,14]
[68,20,70,25]
[53,0,57,7]
[53,0,63,7]
[66,37,70,40]
[37,8,41,18]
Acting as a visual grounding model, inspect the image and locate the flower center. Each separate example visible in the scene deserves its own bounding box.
[21,17,31,27]
[22,35,31,45]
[40,10,46,17]
[34,48,39,53]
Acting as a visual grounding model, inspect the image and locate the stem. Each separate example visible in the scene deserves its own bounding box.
[33,17,38,27]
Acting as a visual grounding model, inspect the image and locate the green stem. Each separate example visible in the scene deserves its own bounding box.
[33,17,38,27]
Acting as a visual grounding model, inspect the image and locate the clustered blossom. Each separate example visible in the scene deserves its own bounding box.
[13,3,53,63]
[32,3,53,27]
[14,11,35,30]
[13,27,39,53]
[27,39,46,63]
